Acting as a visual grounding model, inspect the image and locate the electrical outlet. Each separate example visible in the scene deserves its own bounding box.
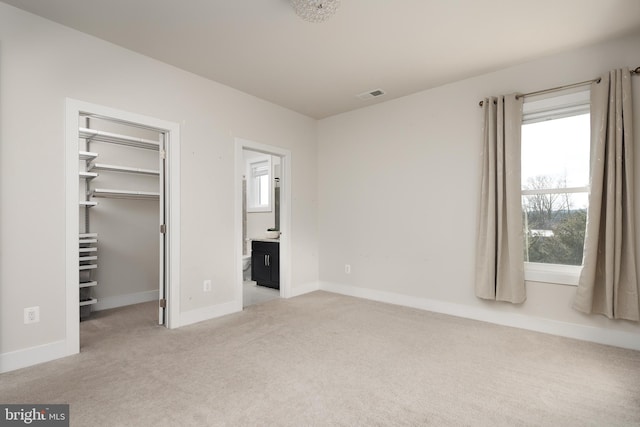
[345,264,351,274]
[24,306,40,324]
[203,280,212,292]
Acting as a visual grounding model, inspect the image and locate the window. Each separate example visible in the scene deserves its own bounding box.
[521,90,590,285]
[247,156,272,212]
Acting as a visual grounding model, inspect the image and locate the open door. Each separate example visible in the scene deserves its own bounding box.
[158,132,167,325]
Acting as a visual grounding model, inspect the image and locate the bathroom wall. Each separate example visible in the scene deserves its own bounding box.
[243,150,281,241]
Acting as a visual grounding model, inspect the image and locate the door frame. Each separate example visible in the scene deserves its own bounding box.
[234,138,292,306]
[64,99,181,356]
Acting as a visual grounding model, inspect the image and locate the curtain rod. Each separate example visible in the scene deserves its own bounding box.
[478,66,640,107]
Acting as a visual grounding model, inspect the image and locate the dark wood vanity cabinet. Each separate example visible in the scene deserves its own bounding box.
[251,240,279,289]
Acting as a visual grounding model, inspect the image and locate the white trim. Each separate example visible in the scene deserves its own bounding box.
[64,101,81,357]
[0,340,67,374]
[65,99,182,362]
[93,290,159,311]
[235,139,293,307]
[319,282,640,351]
[179,301,239,327]
[525,262,581,286]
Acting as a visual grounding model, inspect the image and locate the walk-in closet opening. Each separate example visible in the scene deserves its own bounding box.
[235,138,292,309]
[78,115,163,325]
[66,99,181,355]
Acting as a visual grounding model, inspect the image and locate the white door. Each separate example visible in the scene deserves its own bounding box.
[158,133,167,325]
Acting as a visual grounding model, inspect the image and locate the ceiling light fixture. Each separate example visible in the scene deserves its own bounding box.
[290,0,341,23]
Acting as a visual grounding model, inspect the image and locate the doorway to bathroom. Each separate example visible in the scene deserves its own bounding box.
[235,139,291,308]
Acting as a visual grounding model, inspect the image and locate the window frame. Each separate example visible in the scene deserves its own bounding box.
[246,155,272,213]
[521,90,590,286]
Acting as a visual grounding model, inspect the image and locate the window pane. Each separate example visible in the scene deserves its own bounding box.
[523,195,587,265]
[259,175,269,206]
[521,112,589,267]
[246,156,271,211]
[522,114,590,190]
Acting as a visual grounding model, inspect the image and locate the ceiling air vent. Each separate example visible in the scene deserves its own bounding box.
[356,89,386,101]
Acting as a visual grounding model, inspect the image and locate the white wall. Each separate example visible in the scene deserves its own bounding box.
[317,31,640,347]
[0,3,318,365]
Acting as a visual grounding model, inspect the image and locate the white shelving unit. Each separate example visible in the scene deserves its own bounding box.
[79,149,99,319]
[77,120,161,320]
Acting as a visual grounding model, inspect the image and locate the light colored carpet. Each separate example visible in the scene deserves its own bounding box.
[1,291,639,426]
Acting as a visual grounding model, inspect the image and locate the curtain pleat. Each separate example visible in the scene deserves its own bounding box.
[573,68,639,321]
[475,95,526,303]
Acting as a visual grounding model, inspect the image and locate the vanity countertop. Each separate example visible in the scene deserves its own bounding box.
[251,238,280,243]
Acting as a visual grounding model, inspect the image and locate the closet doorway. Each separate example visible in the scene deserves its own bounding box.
[235,139,291,308]
[65,99,181,356]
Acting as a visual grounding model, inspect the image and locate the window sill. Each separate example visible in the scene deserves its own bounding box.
[247,206,272,213]
[524,262,581,286]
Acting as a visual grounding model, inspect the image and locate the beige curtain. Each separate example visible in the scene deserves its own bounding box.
[475,94,526,303]
[573,68,639,321]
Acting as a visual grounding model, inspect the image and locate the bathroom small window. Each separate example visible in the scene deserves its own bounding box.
[247,156,272,212]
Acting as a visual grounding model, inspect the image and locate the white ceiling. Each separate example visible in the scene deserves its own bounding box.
[3,0,640,118]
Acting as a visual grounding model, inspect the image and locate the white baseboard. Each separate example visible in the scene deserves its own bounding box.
[93,290,159,311]
[0,340,68,374]
[179,300,240,328]
[289,281,320,298]
[319,281,640,351]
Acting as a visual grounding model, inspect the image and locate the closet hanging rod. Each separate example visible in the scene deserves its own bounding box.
[478,65,640,107]
[79,128,160,151]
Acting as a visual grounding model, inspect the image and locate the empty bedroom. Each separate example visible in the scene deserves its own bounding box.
[1,1,639,425]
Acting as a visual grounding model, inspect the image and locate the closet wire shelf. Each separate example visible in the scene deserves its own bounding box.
[92,188,160,200]
[89,163,159,176]
[79,151,98,161]
[79,128,159,151]
[79,171,98,180]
